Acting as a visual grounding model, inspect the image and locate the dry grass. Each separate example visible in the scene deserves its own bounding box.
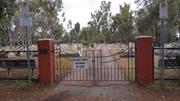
[55,55,73,80]
[108,47,135,81]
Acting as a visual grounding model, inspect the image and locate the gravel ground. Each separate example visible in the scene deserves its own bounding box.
[42,81,180,101]
[0,81,180,101]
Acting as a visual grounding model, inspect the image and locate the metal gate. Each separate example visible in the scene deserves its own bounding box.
[55,44,135,81]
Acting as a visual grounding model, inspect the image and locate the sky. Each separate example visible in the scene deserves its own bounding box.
[61,0,137,29]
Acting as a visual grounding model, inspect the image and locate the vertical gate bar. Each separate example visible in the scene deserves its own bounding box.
[67,66,69,81]
[83,69,85,80]
[99,50,100,81]
[111,65,112,81]
[128,67,129,81]
[75,67,77,81]
[59,45,62,80]
[81,69,83,81]
[124,66,126,81]
[80,69,83,81]
[133,57,135,81]
[117,64,119,80]
[131,54,133,81]
[128,63,129,81]
[100,50,102,81]
[61,65,63,80]
[104,66,106,81]
[69,66,71,80]
[73,67,74,80]
[78,69,79,81]
[107,65,109,81]
[123,66,124,81]
[68,67,70,80]
[71,66,72,80]
[64,66,66,81]
[114,63,116,80]
[67,67,69,81]
[80,69,81,81]
[96,51,98,81]
[125,66,127,81]
[97,51,98,81]
[86,68,87,80]
[131,58,132,81]
[93,50,95,81]
[70,67,71,81]
[121,65,123,81]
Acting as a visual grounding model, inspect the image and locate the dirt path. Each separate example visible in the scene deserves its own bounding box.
[94,44,125,81]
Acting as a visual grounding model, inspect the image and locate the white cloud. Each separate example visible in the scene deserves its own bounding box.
[61,0,137,30]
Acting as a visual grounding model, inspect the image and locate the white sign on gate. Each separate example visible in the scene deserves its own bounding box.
[159,2,168,19]
[73,57,88,69]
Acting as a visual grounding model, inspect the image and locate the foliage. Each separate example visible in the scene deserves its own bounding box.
[78,1,134,44]
[111,3,134,43]
[88,1,112,43]
[0,0,65,46]
[0,0,18,46]
[135,0,180,43]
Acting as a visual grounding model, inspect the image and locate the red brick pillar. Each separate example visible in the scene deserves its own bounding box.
[37,39,55,84]
[135,36,153,85]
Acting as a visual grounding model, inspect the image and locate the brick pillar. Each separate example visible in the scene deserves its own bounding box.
[37,39,55,84]
[135,36,153,85]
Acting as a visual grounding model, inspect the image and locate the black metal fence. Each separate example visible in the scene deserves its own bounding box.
[0,50,38,80]
[153,47,180,80]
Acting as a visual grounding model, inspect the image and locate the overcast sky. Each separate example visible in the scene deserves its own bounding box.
[61,0,137,29]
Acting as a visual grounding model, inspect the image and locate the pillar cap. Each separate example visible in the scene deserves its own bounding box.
[135,36,152,39]
[38,39,53,41]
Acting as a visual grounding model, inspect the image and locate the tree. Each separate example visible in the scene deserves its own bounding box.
[135,0,159,43]
[111,3,134,44]
[0,0,18,46]
[135,0,180,43]
[74,22,80,42]
[0,0,67,46]
[28,0,64,42]
[88,1,112,43]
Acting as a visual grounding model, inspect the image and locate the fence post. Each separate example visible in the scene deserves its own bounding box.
[135,36,153,85]
[37,39,55,84]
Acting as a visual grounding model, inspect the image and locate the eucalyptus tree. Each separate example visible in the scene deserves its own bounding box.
[28,0,65,42]
[88,1,112,43]
[135,0,180,43]
[0,0,65,47]
[0,0,18,46]
[111,3,134,44]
